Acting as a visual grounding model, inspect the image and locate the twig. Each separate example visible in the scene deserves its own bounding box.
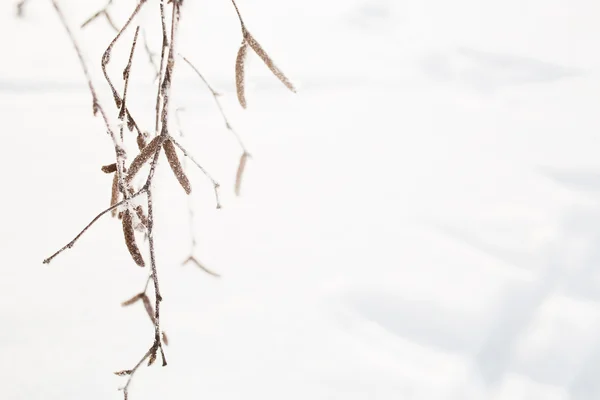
[170,137,221,209]
[101,0,146,139]
[118,346,153,400]
[175,109,221,277]
[183,256,221,278]
[81,0,117,31]
[154,0,168,135]
[119,25,140,143]
[141,28,160,78]
[16,0,29,17]
[43,189,146,264]
[179,54,248,152]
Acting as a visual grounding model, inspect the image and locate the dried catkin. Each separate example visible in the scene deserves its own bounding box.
[163,139,191,194]
[126,135,162,183]
[235,152,249,196]
[122,210,145,267]
[244,30,295,93]
[121,293,144,306]
[101,163,117,173]
[111,173,119,217]
[235,40,248,108]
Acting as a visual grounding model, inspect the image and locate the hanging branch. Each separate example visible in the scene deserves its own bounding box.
[81,0,119,32]
[100,2,146,142]
[141,28,160,78]
[175,109,221,277]
[40,0,295,399]
[180,54,252,196]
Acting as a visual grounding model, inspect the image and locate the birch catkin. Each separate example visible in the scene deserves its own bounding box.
[244,30,295,94]
[126,135,162,183]
[122,210,145,267]
[163,139,191,194]
[235,40,248,109]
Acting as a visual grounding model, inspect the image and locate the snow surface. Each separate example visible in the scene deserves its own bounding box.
[2,0,600,399]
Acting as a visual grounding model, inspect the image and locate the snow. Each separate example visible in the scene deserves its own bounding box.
[2,0,600,399]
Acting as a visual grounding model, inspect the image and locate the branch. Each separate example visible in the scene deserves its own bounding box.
[170,137,221,209]
[43,189,146,264]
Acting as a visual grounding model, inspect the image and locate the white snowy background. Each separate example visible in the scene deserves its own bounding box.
[2,0,600,399]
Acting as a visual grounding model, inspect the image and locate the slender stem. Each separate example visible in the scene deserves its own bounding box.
[170,137,221,209]
[179,54,249,152]
[43,189,146,264]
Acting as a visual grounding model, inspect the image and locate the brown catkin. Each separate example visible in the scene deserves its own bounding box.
[111,173,119,217]
[126,135,162,183]
[163,140,191,194]
[136,133,147,150]
[235,152,249,197]
[244,30,295,93]
[235,40,248,109]
[121,293,144,306]
[148,345,157,366]
[122,210,145,267]
[101,163,117,173]
[140,293,156,324]
[135,205,148,227]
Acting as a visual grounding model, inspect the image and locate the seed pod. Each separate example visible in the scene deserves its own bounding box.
[235,40,248,109]
[163,139,191,194]
[122,210,145,267]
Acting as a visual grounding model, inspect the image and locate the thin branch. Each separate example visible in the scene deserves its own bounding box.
[119,346,154,400]
[120,26,140,122]
[141,28,160,78]
[180,54,248,152]
[154,0,168,135]
[230,0,245,29]
[100,0,146,140]
[16,0,29,17]
[175,109,221,277]
[81,0,116,30]
[183,256,221,278]
[170,137,221,209]
[43,189,146,264]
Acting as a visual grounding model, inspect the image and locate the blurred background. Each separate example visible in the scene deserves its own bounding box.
[2,0,600,399]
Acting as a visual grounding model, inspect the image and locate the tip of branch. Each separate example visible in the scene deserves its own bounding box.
[183,256,221,278]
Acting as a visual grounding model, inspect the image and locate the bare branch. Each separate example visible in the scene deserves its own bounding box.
[180,54,249,152]
[16,0,29,17]
[43,189,146,264]
[183,256,221,278]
